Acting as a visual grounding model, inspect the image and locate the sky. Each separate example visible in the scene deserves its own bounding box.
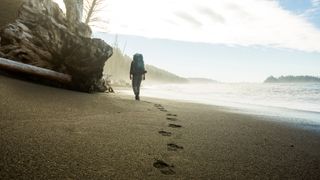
[54,0,320,82]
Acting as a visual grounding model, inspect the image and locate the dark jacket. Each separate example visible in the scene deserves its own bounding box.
[130,60,146,75]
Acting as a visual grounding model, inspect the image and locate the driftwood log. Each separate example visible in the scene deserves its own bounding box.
[0,0,113,92]
[0,57,71,84]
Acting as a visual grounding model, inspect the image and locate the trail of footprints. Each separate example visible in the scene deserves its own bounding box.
[153,104,185,175]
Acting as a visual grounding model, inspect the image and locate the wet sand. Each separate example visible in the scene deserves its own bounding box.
[1,75,320,179]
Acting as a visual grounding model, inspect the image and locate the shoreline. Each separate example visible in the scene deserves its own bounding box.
[1,75,320,179]
[127,82,320,114]
[118,87,320,131]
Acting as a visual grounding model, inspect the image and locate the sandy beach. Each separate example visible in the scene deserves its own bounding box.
[1,75,320,179]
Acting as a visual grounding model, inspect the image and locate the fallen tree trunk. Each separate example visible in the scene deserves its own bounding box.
[0,57,72,84]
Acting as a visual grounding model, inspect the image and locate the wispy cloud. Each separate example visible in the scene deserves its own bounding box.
[311,0,320,7]
[174,12,203,27]
[298,0,320,29]
[301,0,320,14]
[60,0,320,53]
[197,7,225,24]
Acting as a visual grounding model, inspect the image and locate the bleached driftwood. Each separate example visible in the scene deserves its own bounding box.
[0,57,72,84]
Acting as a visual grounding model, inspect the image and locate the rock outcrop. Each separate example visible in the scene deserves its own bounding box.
[264,75,320,83]
[0,0,113,92]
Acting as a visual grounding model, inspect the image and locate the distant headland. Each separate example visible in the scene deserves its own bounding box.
[264,75,320,83]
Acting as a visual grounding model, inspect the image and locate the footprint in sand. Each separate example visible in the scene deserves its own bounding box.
[154,104,170,112]
[167,113,177,117]
[167,143,184,151]
[158,107,168,111]
[158,130,172,136]
[168,124,182,128]
[166,117,178,121]
[153,160,175,175]
[154,104,163,108]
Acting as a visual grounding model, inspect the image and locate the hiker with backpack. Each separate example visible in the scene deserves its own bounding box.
[130,53,147,100]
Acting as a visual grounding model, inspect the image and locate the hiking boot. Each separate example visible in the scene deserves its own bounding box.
[135,95,140,101]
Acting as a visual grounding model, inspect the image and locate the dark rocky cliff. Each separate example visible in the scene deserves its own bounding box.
[0,0,113,92]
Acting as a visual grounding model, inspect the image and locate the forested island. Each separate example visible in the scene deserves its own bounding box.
[264,75,320,83]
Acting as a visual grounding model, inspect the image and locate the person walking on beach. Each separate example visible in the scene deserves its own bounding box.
[130,53,147,100]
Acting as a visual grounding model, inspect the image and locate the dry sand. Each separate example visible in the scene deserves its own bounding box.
[1,75,320,179]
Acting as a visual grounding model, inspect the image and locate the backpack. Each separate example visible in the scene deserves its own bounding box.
[133,53,145,74]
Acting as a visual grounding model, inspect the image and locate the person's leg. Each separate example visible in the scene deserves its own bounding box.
[132,77,136,95]
[132,75,140,100]
[136,75,142,100]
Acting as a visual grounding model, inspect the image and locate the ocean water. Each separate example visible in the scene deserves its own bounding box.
[121,83,320,126]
